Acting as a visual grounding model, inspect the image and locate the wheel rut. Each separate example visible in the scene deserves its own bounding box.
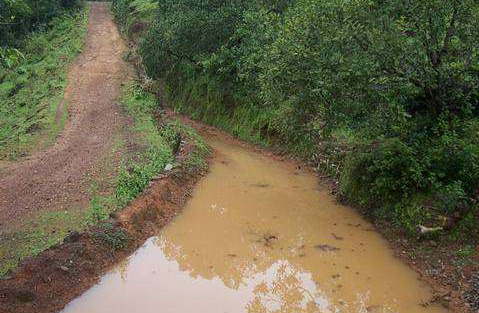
[0,2,133,230]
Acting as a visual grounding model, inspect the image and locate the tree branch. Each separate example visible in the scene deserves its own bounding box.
[441,5,459,56]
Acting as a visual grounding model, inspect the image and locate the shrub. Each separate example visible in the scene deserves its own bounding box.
[0,0,84,47]
[118,0,479,236]
[340,138,426,209]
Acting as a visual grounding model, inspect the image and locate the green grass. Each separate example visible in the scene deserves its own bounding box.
[113,0,158,39]
[82,82,210,231]
[0,210,85,276]
[166,77,272,147]
[0,7,89,160]
[0,82,210,277]
[93,222,130,251]
[168,120,211,171]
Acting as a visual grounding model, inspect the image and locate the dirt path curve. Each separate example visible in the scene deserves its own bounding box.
[0,2,132,230]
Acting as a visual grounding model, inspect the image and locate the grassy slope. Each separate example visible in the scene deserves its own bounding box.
[0,8,89,160]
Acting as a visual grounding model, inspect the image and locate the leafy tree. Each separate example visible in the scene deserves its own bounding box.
[0,0,32,46]
[140,0,256,80]
[0,0,84,47]
[117,0,479,233]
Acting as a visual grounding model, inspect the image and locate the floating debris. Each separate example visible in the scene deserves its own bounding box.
[314,244,340,252]
[331,233,344,240]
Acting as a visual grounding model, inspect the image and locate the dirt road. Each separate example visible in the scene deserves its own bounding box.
[0,2,132,229]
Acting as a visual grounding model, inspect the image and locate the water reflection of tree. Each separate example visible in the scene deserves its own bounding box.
[153,235,264,290]
[246,262,328,313]
[115,257,131,283]
[153,235,335,312]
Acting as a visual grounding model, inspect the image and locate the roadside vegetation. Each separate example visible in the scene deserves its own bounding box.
[0,0,210,278]
[0,1,87,159]
[85,83,209,227]
[112,0,479,243]
[0,80,209,276]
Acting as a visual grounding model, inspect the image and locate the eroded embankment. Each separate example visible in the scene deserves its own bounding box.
[0,131,210,313]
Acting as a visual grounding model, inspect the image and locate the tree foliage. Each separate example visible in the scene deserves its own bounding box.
[116,0,479,235]
[0,0,84,47]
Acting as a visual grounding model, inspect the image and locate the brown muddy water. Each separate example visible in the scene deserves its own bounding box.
[61,135,448,313]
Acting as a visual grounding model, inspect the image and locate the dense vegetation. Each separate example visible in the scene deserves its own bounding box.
[0,0,85,158]
[113,0,479,239]
[0,0,84,47]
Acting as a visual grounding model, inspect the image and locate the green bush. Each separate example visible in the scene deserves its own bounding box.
[0,0,84,47]
[94,223,129,250]
[340,139,426,208]
[115,0,479,237]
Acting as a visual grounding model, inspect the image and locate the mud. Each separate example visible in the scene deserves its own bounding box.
[0,126,209,313]
[0,2,132,230]
[61,134,448,313]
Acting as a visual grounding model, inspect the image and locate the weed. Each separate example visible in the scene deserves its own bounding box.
[84,186,111,226]
[0,7,89,159]
[456,245,477,258]
[94,223,129,250]
[85,83,210,217]
[0,210,84,276]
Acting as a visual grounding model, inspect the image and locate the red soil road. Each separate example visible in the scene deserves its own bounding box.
[0,2,132,230]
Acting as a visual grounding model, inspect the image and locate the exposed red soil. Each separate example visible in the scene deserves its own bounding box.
[0,134,210,313]
[0,2,132,230]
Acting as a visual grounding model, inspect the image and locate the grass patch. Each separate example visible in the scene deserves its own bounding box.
[93,222,129,250]
[0,7,89,160]
[81,82,210,225]
[0,81,210,277]
[113,0,158,40]
[166,77,272,148]
[0,210,85,277]
[81,83,210,233]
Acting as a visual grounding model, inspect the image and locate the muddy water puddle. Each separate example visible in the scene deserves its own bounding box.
[62,135,447,313]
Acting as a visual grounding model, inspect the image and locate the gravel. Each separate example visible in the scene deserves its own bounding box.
[465,273,479,312]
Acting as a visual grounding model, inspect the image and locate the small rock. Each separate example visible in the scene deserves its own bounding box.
[64,231,80,243]
[164,163,173,171]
